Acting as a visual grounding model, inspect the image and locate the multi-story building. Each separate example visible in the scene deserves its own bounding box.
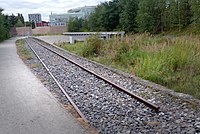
[49,6,95,26]
[28,14,42,23]
[49,13,82,26]
[28,14,50,27]
[67,6,96,18]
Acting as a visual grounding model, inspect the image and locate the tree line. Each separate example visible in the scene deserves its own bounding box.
[68,0,200,33]
[0,8,12,41]
[0,9,34,41]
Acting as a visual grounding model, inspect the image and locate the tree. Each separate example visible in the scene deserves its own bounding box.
[157,0,168,32]
[9,14,16,27]
[15,19,24,27]
[17,13,24,25]
[81,19,89,31]
[136,0,158,33]
[31,21,35,29]
[3,15,11,38]
[63,0,198,33]
[179,0,192,28]
[88,0,122,31]
[104,0,121,31]
[0,8,11,41]
[20,13,25,25]
[119,0,139,32]
[190,0,200,23]
[25,21,32,27]
[14,13,25,27]
[88,4,107,31]
[167,0,192,31]
[67,17,83,32]
[0,8,5,41]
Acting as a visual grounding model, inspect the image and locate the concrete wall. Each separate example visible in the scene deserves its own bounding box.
[16,27,32,36]
[10,27,17,36]
[36,35,69,44]
[16,26,66,36]
[32,27,50,35]
[50,26,66,35]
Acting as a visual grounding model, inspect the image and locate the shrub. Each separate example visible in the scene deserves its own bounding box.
[56,34,200,99]
[82,34,103,57]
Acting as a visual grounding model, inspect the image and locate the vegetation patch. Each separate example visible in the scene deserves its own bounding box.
[56,34,200,99]
[29,64,43,69]
[57,42,84,55]
[16,39,33,60]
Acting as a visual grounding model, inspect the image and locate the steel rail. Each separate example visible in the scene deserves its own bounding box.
[30,37,160,112]
[25,38,88,122]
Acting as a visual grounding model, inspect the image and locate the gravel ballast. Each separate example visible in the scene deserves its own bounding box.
[21,37,200,134]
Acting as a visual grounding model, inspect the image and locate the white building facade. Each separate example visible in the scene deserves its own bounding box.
[49,6,95,26]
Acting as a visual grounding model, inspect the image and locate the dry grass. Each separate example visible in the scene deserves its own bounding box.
[56,34,200,99]
[16,39,33,60]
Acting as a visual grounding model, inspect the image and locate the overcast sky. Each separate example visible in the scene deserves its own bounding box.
[1,0,110,21]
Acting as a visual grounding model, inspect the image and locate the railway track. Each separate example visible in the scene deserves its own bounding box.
[29,37,159,111]
[26,39,88,123]
[32,37,165,106]
[26,37,159,130]
[24,37,200,133]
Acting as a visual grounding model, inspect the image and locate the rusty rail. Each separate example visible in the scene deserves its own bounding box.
[25,38,88,122]
[31,37,160,112]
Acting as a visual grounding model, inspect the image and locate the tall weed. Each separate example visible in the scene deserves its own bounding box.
[134,35,200,98]
[82,34,103,57]
[58,34,200,99]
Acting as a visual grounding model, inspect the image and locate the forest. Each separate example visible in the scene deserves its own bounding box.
[68,0,200,33]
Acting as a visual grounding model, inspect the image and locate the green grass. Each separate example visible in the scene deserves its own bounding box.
[29,64,43,68]
[16,39,33,60]
[55,34,200,99]
[162,24,200,36]
[57,42,85,55]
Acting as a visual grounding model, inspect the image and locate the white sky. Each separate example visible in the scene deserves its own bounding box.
[0,0,110,21]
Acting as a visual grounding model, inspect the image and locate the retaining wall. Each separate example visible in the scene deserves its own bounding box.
[15,26,67,36]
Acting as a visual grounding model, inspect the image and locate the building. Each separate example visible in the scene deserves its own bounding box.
[49,6,96,26]
[67,6,96,18]
[28,14,42,23]
[49,13,82,26]
[28,14,49,27]
[36,21,49,27]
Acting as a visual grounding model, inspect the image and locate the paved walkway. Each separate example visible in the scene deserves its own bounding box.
[0,38,87,134]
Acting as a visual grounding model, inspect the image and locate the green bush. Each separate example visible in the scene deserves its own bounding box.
[82,35,103,57]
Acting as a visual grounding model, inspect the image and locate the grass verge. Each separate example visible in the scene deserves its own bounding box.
[56,34,200,99]
[16,39,33,60]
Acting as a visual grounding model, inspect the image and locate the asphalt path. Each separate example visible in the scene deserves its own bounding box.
[0,37,87,134]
